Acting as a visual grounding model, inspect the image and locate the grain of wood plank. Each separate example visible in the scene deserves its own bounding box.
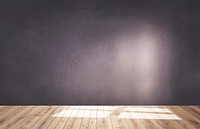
[97,106,105,129]
[47,106,69,129]
[151,107,176,129]
[152,106,184,129]
[39,106,64,129]
[0,106,199,129]
[126,106,146,129]
[0,106,13,116]
[181,106,200,120]
[139,106,161,129]
[80,106,91,129]
[30,106,57,129]
[88,106,97,129]
[0,106,26,126]
[115,106,129,129]
[167,106,198,129]
[103,106,112,129]
[0,106,34,129]
[54,106,72,129]
[109,106,121,129]
[24,106,52,129]
[118,106,137,129]
[63,106,79,129]
[12,106,46,129]
[71,107,85,129]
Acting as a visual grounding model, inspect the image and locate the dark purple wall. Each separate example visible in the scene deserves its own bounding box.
[0,0,200,104]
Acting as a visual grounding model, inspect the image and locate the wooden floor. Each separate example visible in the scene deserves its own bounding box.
[0,106,200,129]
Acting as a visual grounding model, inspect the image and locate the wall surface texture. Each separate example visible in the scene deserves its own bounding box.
[0,0,200,104]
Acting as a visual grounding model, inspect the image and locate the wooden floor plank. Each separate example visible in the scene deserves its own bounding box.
[63,106,79,129]
[181,106,200,120]
[0,106,26,127]
[0,106,199,129]
[24,106,52,129]
[79,106,91,129]
[0,106,13,115]
[119,106,138,129]
[103,106,113,129]
[125,106,146,129]
[88,106,97,129]
[115,106,129,129]
[0,106,34,129]
[13,106,48,129]
[168,106,199,129]
[138,106,161,129]
[30,106,57,129]
[97,106,105,129]
[109,106,122,129]
[39,106,64,129]
[47,106,68,129]
[71,107,85,129]
[152,106,177,129]
[54,106,72,129]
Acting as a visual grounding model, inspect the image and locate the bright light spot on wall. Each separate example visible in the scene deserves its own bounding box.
[113,25,161,101]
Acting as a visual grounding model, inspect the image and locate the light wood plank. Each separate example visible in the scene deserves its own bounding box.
[63,106,79,129]
[24,106,52,129]
[0,106,199,129]
[71,106,85,129]
[47,106,68,129]
[168,106,199,129]
[0,106,26,126]
[97,106,104,129]
[103,106,113,129]
[30,106,57,129]
[39,106,64,129]
[125,106,146,129]
[0,106,34,129]
[13,106,47,129]
[88,106,97,129]
[80,106,91,129]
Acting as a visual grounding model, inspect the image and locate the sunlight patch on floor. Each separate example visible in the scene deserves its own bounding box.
[118,112,181,120]
[52,106,182,120]
[52,109,111,118]
[123,107,172,113]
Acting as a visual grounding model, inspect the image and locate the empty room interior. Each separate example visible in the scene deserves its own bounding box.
[0,0,200,129]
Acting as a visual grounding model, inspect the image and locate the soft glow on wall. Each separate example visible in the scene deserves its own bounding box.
[56,22,172,104]
[112,24,169,102]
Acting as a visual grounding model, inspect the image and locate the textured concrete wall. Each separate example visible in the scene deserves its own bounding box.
[0,0,200,104]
